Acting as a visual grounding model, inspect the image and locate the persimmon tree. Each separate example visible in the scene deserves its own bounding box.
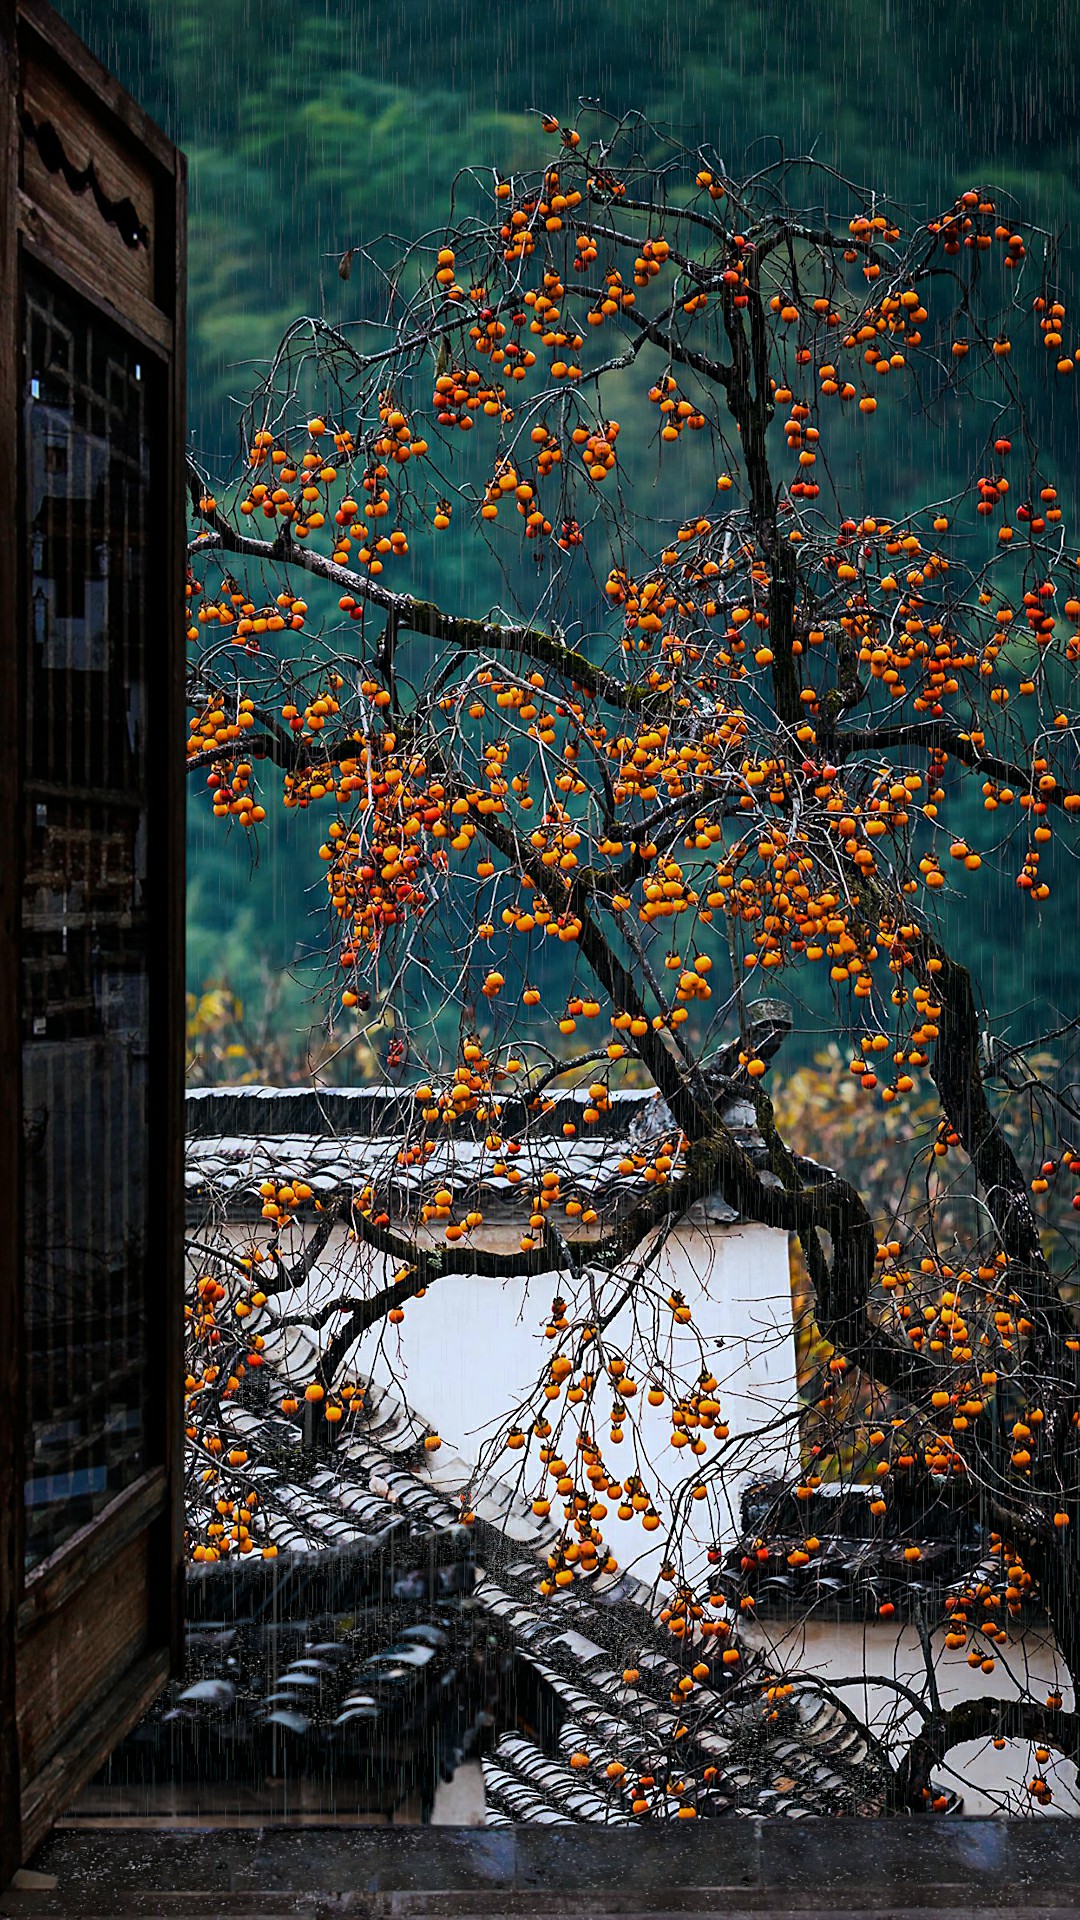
[184,114,1080,1813]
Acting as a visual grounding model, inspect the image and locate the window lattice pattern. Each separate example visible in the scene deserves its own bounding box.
[21,268,155,1569]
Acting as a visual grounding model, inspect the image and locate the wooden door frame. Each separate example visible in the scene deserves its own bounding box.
[0,0,185,1882]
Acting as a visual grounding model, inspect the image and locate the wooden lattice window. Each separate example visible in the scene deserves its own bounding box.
[21,269,158,1572]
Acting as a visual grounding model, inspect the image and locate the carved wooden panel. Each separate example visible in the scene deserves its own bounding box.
[20,53,155,307]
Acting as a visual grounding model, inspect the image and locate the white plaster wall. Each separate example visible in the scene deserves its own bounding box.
[743,1615,1078,1813]
[940,1737,1080,1815]
[219,1212,799,1587]
[429,1759,487,1826]
[655,1218,800,1478]
[362,1220,794,1460]
[358,1216,798,1586]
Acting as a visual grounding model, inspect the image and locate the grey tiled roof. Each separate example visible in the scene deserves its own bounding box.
[102,1350,896,1821]
[183,1084,771,1226]
[153,1361,892,1821]
[719,1479,1045,1629]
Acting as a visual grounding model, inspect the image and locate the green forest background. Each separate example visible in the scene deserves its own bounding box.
[53,0,1080,1078]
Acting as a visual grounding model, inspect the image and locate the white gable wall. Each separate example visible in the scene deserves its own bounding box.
[744,1614,1079,1814]
[214,1209,798,1587]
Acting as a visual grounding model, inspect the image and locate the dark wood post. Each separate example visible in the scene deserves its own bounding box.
[0,1,186,1879]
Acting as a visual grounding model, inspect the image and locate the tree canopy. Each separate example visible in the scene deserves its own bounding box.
[55,0,1080,1039]
[183,117,1080,1811]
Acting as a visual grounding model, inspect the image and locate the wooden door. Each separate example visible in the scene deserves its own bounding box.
[0,0,186,1880]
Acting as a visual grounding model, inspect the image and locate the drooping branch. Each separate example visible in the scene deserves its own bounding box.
[834,720,1070,807]
[311,1147,728,1390]
[492,810,936,1399]
[892,1694,1080,1810]
[563,278,734,391]
[474,781,945,1400]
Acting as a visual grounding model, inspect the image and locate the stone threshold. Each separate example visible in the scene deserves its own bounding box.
[6,1896,1076,1912]
[6,1900,1080,1920]
[5,1821,1080,1915]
